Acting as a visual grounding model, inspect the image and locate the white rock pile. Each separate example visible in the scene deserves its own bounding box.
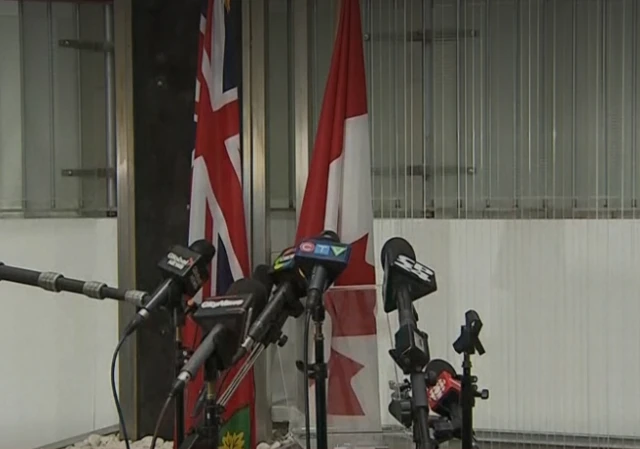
[64,432,298,449]
[64,434,174,449]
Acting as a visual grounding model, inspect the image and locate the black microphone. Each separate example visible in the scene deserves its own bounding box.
[381,237,437,449]
[0,262,148,307]
[250,263,274,298]
[124,239,216,336]
[170,270,270,395]
[294,230,351,308]
[237,247,307,357]
[381,237,437,372]
[380,237,437,314]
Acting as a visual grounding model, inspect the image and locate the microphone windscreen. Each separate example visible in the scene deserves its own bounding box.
[252,264,274,294]
[226,278,269,316]
[189,239,216,262]
[426,358,457,379]
[380,237,416,267]
[318,230,340,242]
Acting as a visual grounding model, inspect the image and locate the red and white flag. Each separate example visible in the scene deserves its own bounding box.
[184,1,255,448]
[295,0,380,431]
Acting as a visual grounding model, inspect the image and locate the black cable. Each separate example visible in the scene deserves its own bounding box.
[111,334,132,449]
[150,394,174,449]
[303,309,312,449]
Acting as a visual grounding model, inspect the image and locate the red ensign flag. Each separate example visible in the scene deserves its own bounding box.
[295,0,381,431]
[184,1,254,448]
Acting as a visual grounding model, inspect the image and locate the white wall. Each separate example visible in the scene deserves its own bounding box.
[269,216,640,438]
[0,219,119,449]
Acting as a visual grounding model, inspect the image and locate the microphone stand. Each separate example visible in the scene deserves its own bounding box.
[388,290,432,449]
[452,310,488,449]
[292,293,330,449]
[178,343,266,449]
[388,376,459,449]
[179,359,223,449]
[311,299,329,449]
[294,293,329,449]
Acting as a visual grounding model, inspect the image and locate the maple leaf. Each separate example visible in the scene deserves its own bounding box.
[327,349,365,415]
[308,233,376,416]
[310,348,365,415]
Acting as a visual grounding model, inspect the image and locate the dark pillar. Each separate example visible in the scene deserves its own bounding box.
[131,0,201,439]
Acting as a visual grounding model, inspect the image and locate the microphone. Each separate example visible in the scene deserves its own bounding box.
[237,247,307,357]
[294,230,351,308]
[251,263,274,297]
[0,262,148,307]
[124,239,216,336]
[381,237,436,373]
[381,237,437,449]
[170,270,270,395]
[380,237,437,314]
[425,358,473,446]
[426,359,461,422]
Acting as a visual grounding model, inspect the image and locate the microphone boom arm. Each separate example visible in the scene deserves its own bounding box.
[0,262,147,307]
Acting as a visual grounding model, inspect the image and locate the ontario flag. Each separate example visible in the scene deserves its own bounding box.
[295,0,381,432]
[184,1,254,448]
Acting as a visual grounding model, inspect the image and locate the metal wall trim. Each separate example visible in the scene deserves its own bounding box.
[289,0,312,419]
[114,0,138,438]
[242,0,253,257]
[293,0,310,221]
[104,2,117,212]
[242,0,272,442]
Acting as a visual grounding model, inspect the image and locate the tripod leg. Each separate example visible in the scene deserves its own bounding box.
[178,433,200,449]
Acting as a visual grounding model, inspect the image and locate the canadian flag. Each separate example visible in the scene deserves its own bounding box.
[295,0,380,432]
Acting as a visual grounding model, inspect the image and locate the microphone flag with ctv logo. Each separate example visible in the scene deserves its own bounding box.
[294,0,381,432]
[183,1,255,449]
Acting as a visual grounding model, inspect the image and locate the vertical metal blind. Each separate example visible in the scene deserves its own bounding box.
[302,0,640,446]
[0,0,113,217]
[359,0,640,219]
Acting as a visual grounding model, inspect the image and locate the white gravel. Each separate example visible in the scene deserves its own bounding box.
[64,434,174,449]
[63,432,298,449]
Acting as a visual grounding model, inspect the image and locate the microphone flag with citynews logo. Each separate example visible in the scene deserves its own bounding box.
[183,1,254,449]
[294,0,381,433]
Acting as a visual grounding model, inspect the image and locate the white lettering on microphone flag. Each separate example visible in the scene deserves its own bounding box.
[295,0,381,432]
